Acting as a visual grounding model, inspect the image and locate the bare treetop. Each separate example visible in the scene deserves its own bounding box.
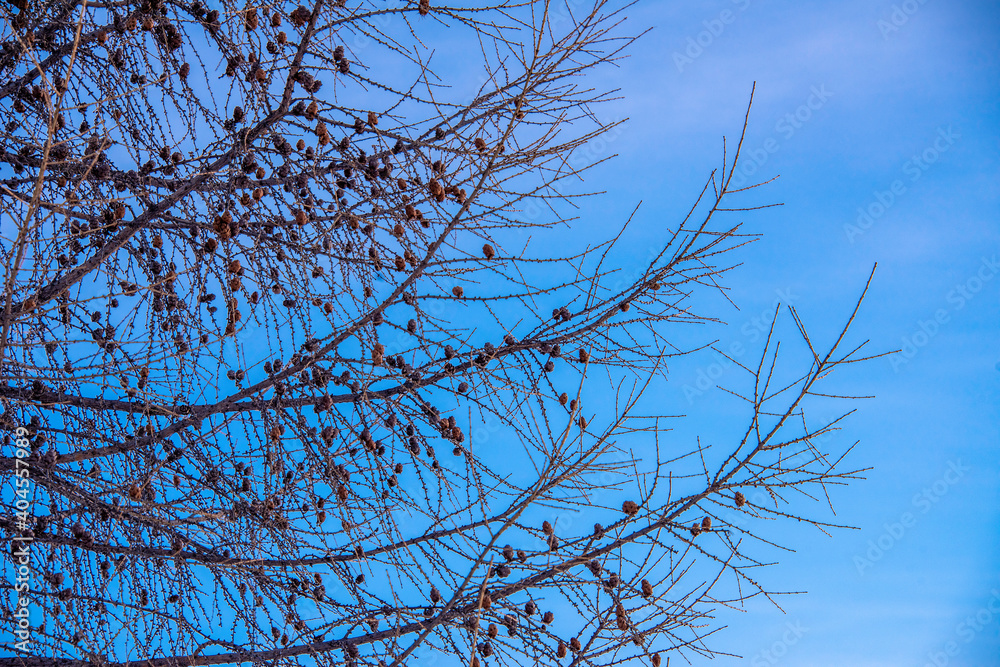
[0,2,879,666]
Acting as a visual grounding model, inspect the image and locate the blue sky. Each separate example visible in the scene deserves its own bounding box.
[557,0,1000,664]
[2,1,994,664]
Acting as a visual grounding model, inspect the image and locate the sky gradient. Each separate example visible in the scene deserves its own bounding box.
[560,0,999,664]
[3,1,995,664]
